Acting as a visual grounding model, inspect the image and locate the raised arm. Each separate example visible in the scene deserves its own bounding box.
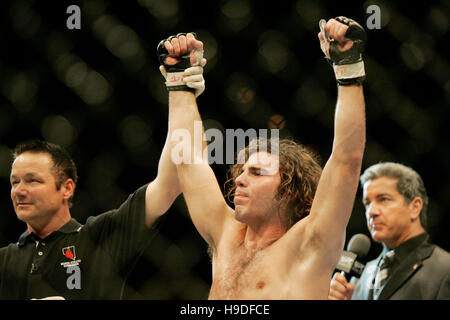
[144,33,207,228]
[144,129,182,227]
[161,33,234,248]
[294,17,367,265]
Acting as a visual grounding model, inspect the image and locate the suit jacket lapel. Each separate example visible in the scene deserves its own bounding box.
[378,238,435,300]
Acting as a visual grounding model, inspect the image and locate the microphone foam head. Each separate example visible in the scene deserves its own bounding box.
[347,233,371,259]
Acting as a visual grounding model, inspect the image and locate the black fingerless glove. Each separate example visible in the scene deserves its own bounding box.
[157,32,197,92]
[327,17,367,85]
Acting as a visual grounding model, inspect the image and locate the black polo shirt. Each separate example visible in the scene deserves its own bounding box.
[0,184,155,299]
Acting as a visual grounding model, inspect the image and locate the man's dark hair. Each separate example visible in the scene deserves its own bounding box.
[12,140,78,207]
[360,162,428,229]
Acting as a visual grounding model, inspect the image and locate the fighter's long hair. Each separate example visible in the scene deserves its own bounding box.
[225,138,322,229]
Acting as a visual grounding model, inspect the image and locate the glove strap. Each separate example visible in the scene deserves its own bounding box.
[333,60,365,85]
[165,71,195,92]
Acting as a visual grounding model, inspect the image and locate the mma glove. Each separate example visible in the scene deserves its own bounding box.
[157,33,207,97]
[321,16,367,85]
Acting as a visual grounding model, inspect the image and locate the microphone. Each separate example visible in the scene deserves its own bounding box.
[335,233,371,280]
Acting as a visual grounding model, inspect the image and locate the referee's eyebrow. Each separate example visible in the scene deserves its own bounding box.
[10,172,41,180]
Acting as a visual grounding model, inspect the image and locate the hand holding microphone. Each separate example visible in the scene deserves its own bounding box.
[328,233,371,300]
[329,272,355,300]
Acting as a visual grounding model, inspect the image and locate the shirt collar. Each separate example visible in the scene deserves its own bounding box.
[17,218,83,247]
[381,232,428,262]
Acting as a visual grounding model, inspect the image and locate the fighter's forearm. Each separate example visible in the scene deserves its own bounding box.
[331,84,366,163]
[149,93,196,202]
[144,94,186,225]
[169,91,207,165]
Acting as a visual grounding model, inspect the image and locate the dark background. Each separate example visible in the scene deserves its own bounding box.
[0,0,448,299]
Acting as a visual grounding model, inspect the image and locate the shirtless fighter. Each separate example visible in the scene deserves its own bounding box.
[159,16,367,299]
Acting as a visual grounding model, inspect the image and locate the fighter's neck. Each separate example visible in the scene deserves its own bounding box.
[243,223,285,250]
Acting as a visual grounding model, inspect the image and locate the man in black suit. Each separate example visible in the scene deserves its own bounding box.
[328,162,450,300]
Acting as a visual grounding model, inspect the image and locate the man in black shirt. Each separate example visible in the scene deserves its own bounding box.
[328,162,450,300]
[0,69,206,299]
[0,140,171,299]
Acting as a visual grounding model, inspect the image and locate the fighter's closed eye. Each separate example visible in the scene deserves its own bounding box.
[249,168,262,176]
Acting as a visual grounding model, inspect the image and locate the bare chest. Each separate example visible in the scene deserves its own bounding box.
[209,245,284,299]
